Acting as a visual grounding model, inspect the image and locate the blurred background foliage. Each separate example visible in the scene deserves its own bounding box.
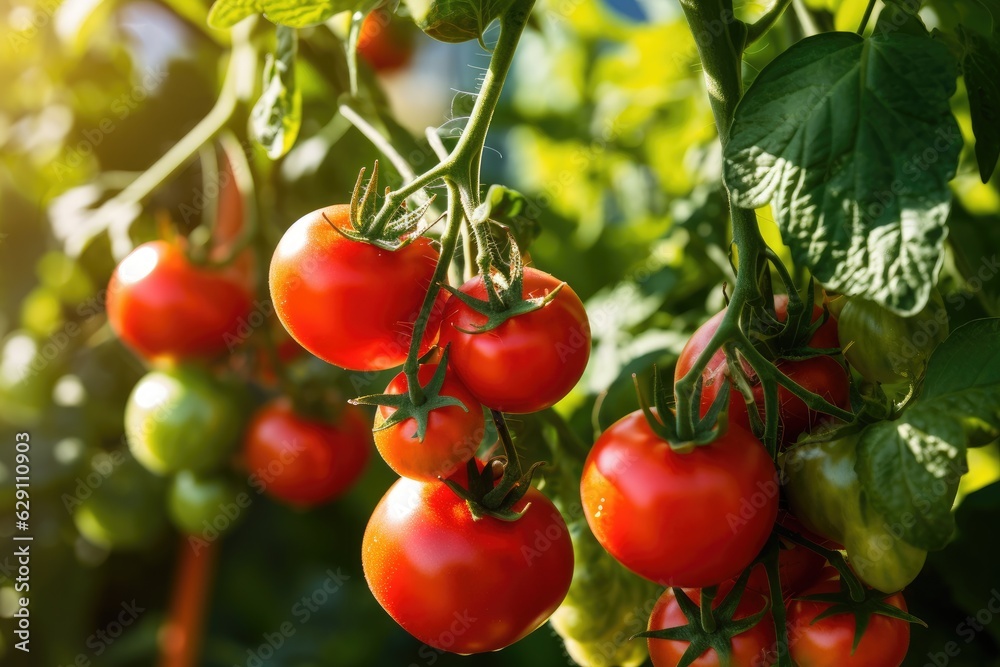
[1,0,1000,664]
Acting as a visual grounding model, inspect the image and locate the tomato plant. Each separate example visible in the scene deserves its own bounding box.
[362,474,574,653]
[9,0,1000,663]
[107,240,254,361]
[581,409,777,587]
[243,399,371,506]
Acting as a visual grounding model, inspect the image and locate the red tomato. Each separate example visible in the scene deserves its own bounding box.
[674,295,849,444]
[581,410,778,588]
[362,476,574,653]
[244,399,371,506]
[357,9,415,72]
[439,268,590,413]
[374,364,484,481]
[269,205,443,372]
[106,240,254,361]
[647,582,776,667]
[787,581,910,667]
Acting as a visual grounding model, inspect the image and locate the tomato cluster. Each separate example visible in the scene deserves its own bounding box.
[267,202,591,652]
[100,169,926,666]
[576,295,923,667]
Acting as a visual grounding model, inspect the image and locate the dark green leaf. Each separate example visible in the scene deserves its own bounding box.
[958,26,1000,182]
[251,26,302,160]
[856,409,967,551]
[920,318,1000,441]
[724,31,962,315]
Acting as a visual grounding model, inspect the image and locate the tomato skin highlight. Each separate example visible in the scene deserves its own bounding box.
[107,240,254,361]
[439,268,591,413]
[244,399,371,506]
[787,580,910,667]
[362,477,574,654]
[581,410,778,588]
[374,364,484,482]
[269,205,443,372]
[674,296,849,445]
[647,582,776,667]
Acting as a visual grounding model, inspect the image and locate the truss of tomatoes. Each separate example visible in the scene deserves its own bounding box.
[107,198,918,664]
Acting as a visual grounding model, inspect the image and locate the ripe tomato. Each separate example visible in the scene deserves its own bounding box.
[647,582,775,667]
[674,295,849,444]
[244,399,370,506]
[107,241,254,361]
[125,367,244,474]
[787,581,910,667]
[581,410,777,588]
[439,268,590,413]
[374,364,484,481]
[269,205,443,372]
[357,9,415,72]
[362,476,574,653]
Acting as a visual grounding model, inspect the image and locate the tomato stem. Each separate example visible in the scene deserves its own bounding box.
[78,22,258,260]
[402,179,465,405]
[745,0,795,44]
[700,586,718,633]
[857,0,879,34]
[157,538,219,667]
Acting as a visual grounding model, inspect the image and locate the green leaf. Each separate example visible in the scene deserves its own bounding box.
[724,31,962,315]
[208,0,356,29]
[251,26,302,160]
[855,409,967,551]
[207,0,257,28]
[920,318,1000,443]
[262,0,350,27]
[957,26,1000,182]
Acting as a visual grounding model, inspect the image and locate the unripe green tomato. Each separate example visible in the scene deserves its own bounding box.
[783,434,927,593]
[125,367,243,474]
[74,455,167,550]
[403,0,515,43]
[549,522,655,667]
[838,291,949,385]
[168,470,248,535]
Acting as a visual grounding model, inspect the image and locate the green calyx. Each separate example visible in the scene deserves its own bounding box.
[636,569,771,667]
[634,367,730,451]
[442,410,545,521]
[795,583,926,653]
[748,275,835,362]
[350,348,468,441]
[332,161,437,251]
[442,233,562,334]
